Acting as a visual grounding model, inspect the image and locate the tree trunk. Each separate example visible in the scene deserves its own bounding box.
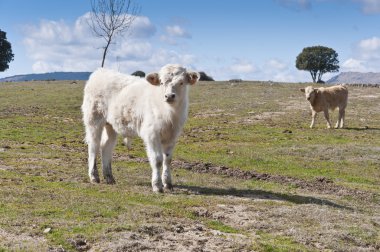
[317,71,323,83]
[309,71,317,83]
[101,38,112,67]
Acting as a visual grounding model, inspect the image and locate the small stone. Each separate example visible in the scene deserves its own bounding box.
[175,225,184,233]
[43,227,52,233]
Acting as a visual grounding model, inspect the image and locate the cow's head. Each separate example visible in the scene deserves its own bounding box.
[146,64,199,104]
[300,86,317,104]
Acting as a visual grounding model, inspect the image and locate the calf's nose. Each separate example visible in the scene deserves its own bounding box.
[165,93,175,100]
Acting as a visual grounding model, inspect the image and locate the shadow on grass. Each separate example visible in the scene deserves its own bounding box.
[345,127,380,131]
[176,185,352,210]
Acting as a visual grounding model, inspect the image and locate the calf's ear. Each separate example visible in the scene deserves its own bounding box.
[146,73,160,85]
[300,88,305,93]
[187,72,200,85]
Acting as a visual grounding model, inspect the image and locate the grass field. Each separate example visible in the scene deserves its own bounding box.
[0,80,379,251]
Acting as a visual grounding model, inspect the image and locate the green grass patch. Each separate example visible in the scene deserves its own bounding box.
[206,220,240,234]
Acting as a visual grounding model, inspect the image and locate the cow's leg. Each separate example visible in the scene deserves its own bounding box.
[85,123,104,183]
[144,135,164,193]
[335,108,341,129]
[310,110,317,128]
[101,123,117,184]
[339,108,346,128]
[123,137,132,150]
[323,109,332,129]
[162,144,175,191]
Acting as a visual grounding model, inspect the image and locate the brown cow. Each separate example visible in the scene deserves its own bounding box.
[300,85,348,129]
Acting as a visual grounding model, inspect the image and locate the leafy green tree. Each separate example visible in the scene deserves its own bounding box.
[296,45,339,83]
[0,29,14,72]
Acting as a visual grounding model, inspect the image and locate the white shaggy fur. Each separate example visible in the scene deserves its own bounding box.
[300,85,348,129]
[82,64,199,192]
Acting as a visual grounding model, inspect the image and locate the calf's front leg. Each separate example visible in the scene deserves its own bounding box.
[310,110,317,128]
[144,138,164,193]
[162,144,175,191]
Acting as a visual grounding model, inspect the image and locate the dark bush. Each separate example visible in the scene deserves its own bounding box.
[199,71,214,81]
[131,70,145,78]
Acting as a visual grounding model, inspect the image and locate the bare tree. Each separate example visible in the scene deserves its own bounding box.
[89,0,140,67]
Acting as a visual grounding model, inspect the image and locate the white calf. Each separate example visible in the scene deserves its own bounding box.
[82,64,199,192]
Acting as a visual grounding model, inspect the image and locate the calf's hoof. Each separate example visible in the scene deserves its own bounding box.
[164,183,173,191]
[105,176,116,185]
[152,180,163,193]
[90,176,100,184]
[153,186,164,193]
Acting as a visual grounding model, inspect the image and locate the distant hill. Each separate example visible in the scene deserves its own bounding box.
[327,72,380,84]
[0,72,92,82]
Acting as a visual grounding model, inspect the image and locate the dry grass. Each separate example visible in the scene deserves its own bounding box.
[0,80,379,251]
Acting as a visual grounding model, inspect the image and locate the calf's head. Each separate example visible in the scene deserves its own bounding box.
[300,86,317,104]
[146,64,199,104]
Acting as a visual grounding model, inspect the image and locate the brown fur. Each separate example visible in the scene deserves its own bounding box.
[300,85,348,129]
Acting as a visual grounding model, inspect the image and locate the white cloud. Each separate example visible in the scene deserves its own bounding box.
[341,58,367,72]
[261,59,313,82]
[341,36,380,73]
[147,49,196,68]
[229,59,256,74]
[21,13,197,74]
[165,25,191,38]
[112,41,153,61]
[354,0,380,14]
[265,59,288,71]
[207,58,313,82]
[160,24,191,45]
[356,36,380,60]
[129,16,156,38]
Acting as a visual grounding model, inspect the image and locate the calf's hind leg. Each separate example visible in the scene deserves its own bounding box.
[101,123,117,184]
[85,123,104,183]
[339,108,346,128]
[323,109,332,129]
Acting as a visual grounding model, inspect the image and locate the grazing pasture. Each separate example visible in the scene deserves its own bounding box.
[0,80,379,251]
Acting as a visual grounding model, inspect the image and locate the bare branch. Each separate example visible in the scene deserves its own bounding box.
[88,0,140,67]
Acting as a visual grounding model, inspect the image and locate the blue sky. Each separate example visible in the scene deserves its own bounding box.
[1,0,380,81]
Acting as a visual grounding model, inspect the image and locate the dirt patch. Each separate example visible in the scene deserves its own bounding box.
[90,221,253,252]
[0,229,50,251]
[192,203,380,252]
[234,111,286,125]
[0,165,13,171]
[0,105,42,117]
[172,160,376,200]
[120,155,376,201]
[193,109,235,119]
[278,98,305,112]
